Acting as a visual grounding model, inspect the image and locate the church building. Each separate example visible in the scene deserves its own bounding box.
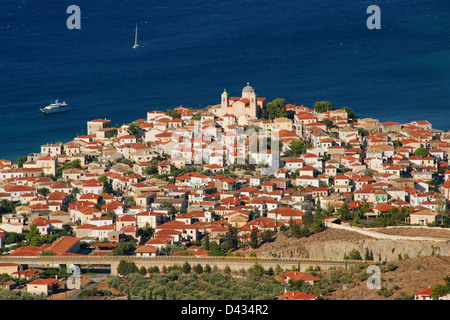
[209,83,266,120]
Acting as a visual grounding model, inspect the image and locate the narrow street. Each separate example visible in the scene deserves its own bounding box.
[68,273,109,300]
[50,268,110,300]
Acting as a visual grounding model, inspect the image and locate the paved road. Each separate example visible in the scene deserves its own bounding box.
[69,272,108,300]
[328,222,450,241]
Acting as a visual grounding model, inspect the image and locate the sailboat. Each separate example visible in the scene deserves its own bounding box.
[133,23,140,49]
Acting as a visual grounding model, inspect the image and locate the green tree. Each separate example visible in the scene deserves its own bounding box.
[161,202,177,219]
[248,262,265,280]
[124,196,136,207]
[249,230,258,249]
[289,218,302,238]
[274,264,284,275]
[26,223,42,246]
[313,101,334,113]
[208,242,224,256]
[152,266,160,273]
[143,165,158,177]
[201,233,210,250]
[393,140,402,148]
[139,266,147,276]
[0,200,17,215]
[112,241,136,255]
[56,159,82,176]
[262,98,287,120]
[40,251,55,256]
[347,248,362,260]
[364,247,374,261]
[128,123,141,138]
[337,202,351,220]
[139,224,154,241]
[166,109,181,119]
[342,106,355,118]
[289,139,309,156]
[302,211,314,226]
[322,118,334,129]
[16,156,27,168]
[223,265,231,274]
[4,231,26,244]
[117,260,138,275]
[98,175,114,195]
[221,226,239,252]
[193,263,203,274]
[413,147,429,157]
[182,261,192,274]
[430,276,450,300]
[260,230,274,243]
[358,128,369,137]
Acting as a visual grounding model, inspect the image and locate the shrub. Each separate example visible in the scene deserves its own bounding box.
[148,266,160,274]
[357,272,371,282]
[208,272,227,285]
[193,263,203,274]
[223,265,231,274]
[376,286,393,298]
[117,260,138,275]
[394,293,414,300]
[139,266,147,276]
[382,263,398,272]
[155,276,170,285]
[200,273,211,282]
[0,290,46,300]
[347,248,362,260]
[105,263,287,300]
[182,261,191,274]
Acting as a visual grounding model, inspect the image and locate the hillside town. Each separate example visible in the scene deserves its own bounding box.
[0,83,449,300]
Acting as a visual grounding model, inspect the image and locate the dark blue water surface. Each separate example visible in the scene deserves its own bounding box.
[1,0,449,161]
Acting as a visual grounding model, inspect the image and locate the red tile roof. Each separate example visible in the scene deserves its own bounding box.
[27,278,59,286]
[414,287,433,296]
[279,271,321,282]
[47,236,80,255]
[277,290,318,300]
[9,246,44,256]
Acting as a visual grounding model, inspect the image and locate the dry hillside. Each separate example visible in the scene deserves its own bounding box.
[239,227,450,300]
[239,227,450,261]
[325,255,450,300]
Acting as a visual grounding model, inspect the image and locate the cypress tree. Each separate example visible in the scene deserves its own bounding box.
[249,230,258,249]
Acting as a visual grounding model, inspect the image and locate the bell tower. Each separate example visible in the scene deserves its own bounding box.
[221,89,229,109]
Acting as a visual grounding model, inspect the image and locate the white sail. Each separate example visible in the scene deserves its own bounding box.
[133,23,139,49]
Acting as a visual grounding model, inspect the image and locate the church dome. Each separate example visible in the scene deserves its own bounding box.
[242,82,254,95]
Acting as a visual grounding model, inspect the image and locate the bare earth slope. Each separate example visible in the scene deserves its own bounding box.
[239,227,450,300]
[240,228,450,261]
[327,255,450,300]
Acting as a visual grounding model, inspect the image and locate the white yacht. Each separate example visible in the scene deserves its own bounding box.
[40,100,70,114]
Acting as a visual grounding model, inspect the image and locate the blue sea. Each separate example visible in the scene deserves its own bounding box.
[1,0,449,162]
